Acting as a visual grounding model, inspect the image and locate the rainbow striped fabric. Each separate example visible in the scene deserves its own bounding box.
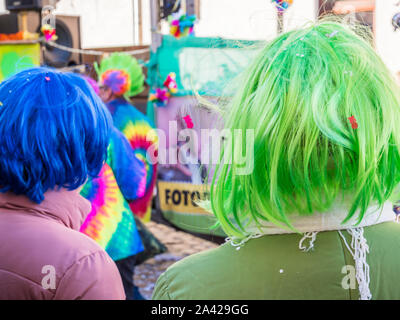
[101,70,131,96]
[80,128,145,261]
[107,99,158,222]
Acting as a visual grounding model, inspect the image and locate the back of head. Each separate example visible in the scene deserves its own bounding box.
[210,20,400,238]
[95,52,145,98]
[0,67,112,204]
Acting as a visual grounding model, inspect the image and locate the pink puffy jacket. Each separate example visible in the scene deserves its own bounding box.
[0,190,125,300]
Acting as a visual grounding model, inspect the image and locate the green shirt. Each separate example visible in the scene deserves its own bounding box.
[152,222,400,300]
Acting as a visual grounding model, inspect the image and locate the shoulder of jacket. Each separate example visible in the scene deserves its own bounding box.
[153,270,174,300]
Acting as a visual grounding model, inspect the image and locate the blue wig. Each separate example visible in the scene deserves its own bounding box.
[0,67,112,203]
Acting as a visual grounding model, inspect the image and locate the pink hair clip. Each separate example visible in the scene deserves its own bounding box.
[183,115,194,129]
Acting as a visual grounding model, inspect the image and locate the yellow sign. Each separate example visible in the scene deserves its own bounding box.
[158,181,212,215]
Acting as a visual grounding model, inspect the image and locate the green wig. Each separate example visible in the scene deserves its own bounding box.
[95,52,145,98]
[209,20,400,239]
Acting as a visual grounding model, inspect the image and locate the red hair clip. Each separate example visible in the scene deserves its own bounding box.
[348,116,358,129]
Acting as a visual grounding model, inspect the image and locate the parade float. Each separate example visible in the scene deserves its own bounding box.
[147,3,264,237]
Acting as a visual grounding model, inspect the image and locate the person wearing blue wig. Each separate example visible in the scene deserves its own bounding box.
[0,67,125,300]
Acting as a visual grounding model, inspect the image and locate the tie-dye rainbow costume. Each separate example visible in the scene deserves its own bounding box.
[107,98,158,222]
[80,128,145,261]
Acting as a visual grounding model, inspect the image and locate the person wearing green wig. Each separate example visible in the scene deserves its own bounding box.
[152,20,400,300]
